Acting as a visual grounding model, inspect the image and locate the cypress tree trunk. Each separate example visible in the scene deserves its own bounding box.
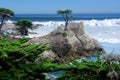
[64,13,69,31]
[64,20,68,31]
[0,17,4,33]
[64,22,67,31]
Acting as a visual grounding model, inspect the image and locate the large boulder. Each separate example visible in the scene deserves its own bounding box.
[25,22,105,63]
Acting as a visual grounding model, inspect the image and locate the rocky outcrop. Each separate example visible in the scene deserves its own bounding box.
[25,22,105,63]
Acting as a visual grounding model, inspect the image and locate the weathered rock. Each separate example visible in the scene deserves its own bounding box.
[25,22,105,63]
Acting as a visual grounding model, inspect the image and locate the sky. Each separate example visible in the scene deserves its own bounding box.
[0,0,120,14]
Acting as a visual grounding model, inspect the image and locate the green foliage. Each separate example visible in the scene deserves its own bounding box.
[57,9,72,15]
[39,62,67,72]
[16,19,33,36]
[0,8,14,16]
[58,56,120,80]
[0,36,69,80]
[63,32,67,37]
[0,37,48,80]
[97,53,101,62]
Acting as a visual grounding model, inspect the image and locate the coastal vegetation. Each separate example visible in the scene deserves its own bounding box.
[0,35,68,80]
[57,9,72,32]
[0,7,120,80]
[0,8,14,33]
[0,36,120,80]
[58,55,120,80]
[15,19,33,36]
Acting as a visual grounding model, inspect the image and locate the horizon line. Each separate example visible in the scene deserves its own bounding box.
[14,13,120,14]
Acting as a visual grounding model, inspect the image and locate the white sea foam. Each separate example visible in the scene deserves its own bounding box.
[5,20,14,24]
[31,19,120,27]
[6,18,120,26]
[83,19,120,26]
[32,21,64,26]
[84,26,120,44]
[28,25,58,38]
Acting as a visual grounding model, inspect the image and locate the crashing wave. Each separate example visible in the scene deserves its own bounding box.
[75,19,120,26]
[31,19,120,27]
[6,18,120,27]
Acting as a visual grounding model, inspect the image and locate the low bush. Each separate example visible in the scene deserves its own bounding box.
[58,54,120,80]
[0,36,48,80]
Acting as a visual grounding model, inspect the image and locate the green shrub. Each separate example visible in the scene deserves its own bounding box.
[0,36,69,80]
[0,36,48,80]
[63,32,67,37]
[58,55,120,80]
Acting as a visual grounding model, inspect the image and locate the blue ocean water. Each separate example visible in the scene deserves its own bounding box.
[12,14,120,21]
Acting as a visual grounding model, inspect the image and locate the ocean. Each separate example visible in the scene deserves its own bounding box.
[12,14,120,21]
[7,14,120,54]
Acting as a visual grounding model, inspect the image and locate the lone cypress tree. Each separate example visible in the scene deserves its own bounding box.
[16,19,33,36]
[57,9,72,31]
[0,8,14,33]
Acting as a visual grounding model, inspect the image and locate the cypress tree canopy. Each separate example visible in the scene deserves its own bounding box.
[0,8,14,17]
